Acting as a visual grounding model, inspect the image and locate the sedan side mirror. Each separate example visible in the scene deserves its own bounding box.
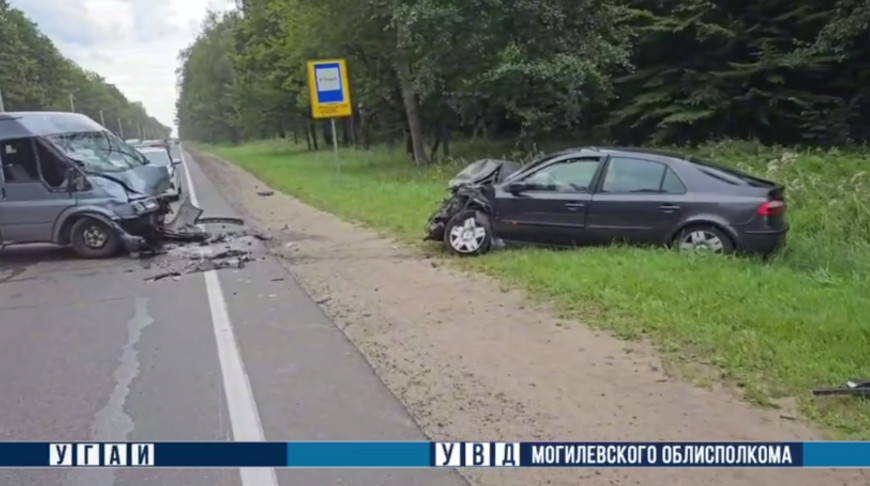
[506,182,529,194]
[171,159,182,166]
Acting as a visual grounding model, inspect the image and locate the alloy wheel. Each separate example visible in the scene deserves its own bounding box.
[448,217,487,253]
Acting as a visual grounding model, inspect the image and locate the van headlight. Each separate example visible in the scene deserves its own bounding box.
[131,199,159,214]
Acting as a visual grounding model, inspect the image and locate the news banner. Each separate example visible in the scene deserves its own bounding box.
[0,441,868,468]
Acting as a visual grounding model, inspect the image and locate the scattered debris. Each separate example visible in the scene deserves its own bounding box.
[146,270,181,282]
[162,229,211,243]
[257,190,274,197]
[813,379,870,398]
[120,198,279,282]
[207,249,248,260]
[197,217,245,226]
[138,232,266,281]
[271,277,284,282]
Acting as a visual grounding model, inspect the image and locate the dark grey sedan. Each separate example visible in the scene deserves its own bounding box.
[425,147,788,256]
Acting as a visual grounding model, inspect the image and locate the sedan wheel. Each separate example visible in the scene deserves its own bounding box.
[444,210,493,256]
[449,218,486,253]
[677,228,730,253]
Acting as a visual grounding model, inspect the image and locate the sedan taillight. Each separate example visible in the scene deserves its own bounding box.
[757,200,786,215]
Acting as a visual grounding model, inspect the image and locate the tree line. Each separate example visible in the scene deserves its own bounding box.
[0,0,170,139]
[176,0,869,164]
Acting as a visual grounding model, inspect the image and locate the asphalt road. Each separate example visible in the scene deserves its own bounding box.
[0,146,468,486]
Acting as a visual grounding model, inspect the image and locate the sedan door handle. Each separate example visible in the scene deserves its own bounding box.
[659,204,680,211]
[564,202,585,208]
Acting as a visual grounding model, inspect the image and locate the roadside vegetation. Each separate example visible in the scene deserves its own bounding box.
[178,0,870,437]
[0,1,168,136]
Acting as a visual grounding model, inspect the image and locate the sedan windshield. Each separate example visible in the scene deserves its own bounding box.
[45,130,148,173]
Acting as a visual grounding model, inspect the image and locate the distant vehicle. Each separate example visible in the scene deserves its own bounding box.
[137,145,182,201]
[0,111,175,258]
[425,147,788,256]
[125,138,141,145]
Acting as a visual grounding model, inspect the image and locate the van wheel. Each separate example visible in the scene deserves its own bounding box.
[70,217,120,258]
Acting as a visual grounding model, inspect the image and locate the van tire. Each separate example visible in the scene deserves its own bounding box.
[69,217,120,258]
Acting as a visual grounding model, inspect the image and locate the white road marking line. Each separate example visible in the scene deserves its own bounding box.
[180,147,280,486]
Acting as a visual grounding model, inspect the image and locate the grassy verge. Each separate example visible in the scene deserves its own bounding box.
[202,139,870,438]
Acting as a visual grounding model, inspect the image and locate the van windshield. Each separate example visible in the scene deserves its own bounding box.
[45,130,148,173]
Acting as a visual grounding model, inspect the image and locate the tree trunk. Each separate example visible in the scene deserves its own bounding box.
[429,127,441,162]
[341,118,350,146]
[349,111,357,147]
[442,126,451,157]
[309,119,319,150]
[358,105,371,149]
[394,46,427,165]
[322,121,332,147]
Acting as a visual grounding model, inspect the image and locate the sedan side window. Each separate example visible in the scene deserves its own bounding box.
[523,158,601,192]
[661,167,687,194]
[601,157,679,193]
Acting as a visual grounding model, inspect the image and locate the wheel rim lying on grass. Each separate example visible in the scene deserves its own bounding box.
[679,230,724,253]
[449,217,487,253]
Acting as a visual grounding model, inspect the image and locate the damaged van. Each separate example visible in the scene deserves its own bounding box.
[0,111,175,258]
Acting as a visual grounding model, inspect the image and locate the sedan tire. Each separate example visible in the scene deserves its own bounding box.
[673,224,735,254]
[444,209,493,256]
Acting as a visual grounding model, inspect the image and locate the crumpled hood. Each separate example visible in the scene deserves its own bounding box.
[448,158,521,190]
[97,165,172,198]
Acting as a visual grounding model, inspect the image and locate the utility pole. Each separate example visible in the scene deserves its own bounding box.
[99,109,106,127]
[69,93,75,112]
[137,124,142,139]
[0,88,5,112]
[117,117,124,138]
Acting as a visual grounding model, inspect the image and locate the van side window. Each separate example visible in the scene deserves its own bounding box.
[35,141,68,188]
[1,138,40,183]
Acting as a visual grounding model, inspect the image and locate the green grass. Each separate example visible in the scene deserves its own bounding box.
[202,138,870,438]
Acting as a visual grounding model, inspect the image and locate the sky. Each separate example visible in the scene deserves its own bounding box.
[10,0,236,135]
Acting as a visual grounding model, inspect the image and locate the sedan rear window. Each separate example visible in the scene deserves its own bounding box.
[689,157,773,187]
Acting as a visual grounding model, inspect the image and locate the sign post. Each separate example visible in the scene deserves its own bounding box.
[306,59,352,175]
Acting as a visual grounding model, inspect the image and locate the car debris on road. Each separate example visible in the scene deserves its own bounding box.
[812,379,870,399]
[128,198,273,281]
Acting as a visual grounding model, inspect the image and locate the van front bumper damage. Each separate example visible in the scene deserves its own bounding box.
[113,197,244,254]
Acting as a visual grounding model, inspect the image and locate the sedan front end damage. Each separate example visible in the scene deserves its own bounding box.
[424,186,491,242]
[424,158,519,242]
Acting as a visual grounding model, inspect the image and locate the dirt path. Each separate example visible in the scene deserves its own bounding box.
[193,149,864,486]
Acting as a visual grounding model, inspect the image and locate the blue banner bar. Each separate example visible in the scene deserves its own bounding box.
[804,442,870,467]
[286,441,430,467]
